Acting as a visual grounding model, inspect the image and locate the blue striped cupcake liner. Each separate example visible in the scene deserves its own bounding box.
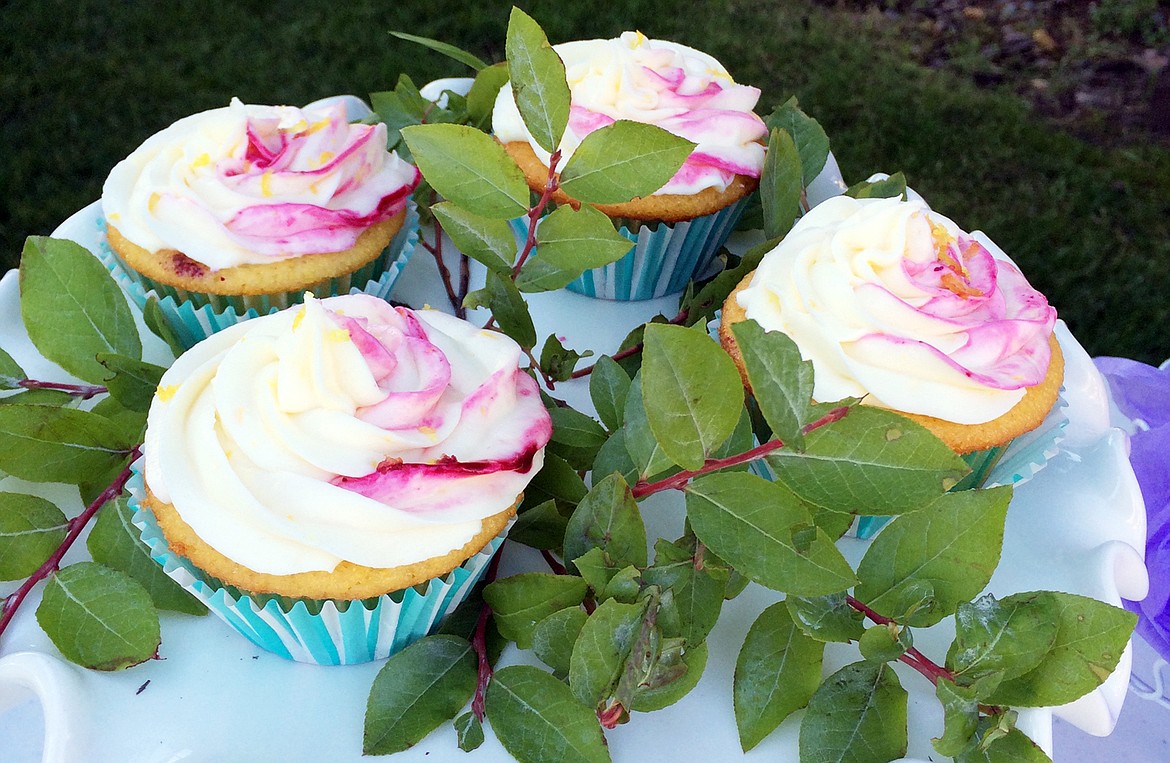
[95,201,419,349]
[127,458,507,665]
[510,196,749,301]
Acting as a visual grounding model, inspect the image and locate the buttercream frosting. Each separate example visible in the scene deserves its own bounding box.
[103,99,420,270]
[736,195,1056,424]
[493,32,767,195]
[143,294,551,575]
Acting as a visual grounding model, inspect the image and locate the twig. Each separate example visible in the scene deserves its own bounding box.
[568,308,689,380]
[470,549,504,721]
[16,379,107,399]
[512,150,562,278]
[0,446,141,639]
[630,405,849,498]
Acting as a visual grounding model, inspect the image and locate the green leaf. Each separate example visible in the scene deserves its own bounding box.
[591,432,639,486]
[766,97,831,186]
[486,665,611,763]
[511,499,571,551]
[947,592,1062,688]
[505,7,570,155]
[685,472,855,596]
[767,405,969,516]
[568,598,648,708]
[20,236,142,384]
[533,606,589,678]
[846,172,908,200]
[0,493,67,580]
[370,75,426,156]
[731,320,813,449]
[540,334,592,383]
[573,547,619,595]
[98,353,165,413]
[141,297,185,358]
[760,128,803,240]
[89,396,147,446]
[86,497,204,615]
[603,565,642,604]
[526,452,588,508]
[563,472,647,572]
[559,121,696,204]
[643,539,727,646]
[855,486,1013,627]
[620,378,675,481]
[984,592,1136,707]
[0,406,131,483]
[934,679,980,758]
[785,593,865,643]
[679,236,774,330]
[0,346,26,389]
[629,640,707,712]
[466,63,511,129]
[956,721,1051,763]
[400,124,529,218]
[858,624,912,662]
[531,204,634,281]
[35,562,160,670]
[390,31,487,70]
[431,202,516,276]
[590,356,631,432]
[483,572,588,649]
[549,406,608,471]
[455,711,485,752]
[363,635,477,755]
[735,602,825,751]
[464,271,536,349]
[799,661,908,763]
[641,323,743,470]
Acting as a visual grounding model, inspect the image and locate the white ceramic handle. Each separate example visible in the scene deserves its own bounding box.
[0,651,89,763]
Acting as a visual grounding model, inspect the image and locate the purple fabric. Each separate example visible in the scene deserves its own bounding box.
[1095,356,1170,660]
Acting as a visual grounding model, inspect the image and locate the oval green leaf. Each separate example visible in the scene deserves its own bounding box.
[589,356,631,432]
[534,204,635,273]
[685,472,856,596]
[20,236,142,384]
[735,602,825,751]
[559,121,695,204]
[400,124,529,218]
[486,665,611,763]
[0,346,25,389]
[568,598,648,707]
[0,492,68,580]
[483,572,588,649]
[363,634,477,755]
[98,353,166,413]
[431,202,517,276]
[799,661,908,763]
[36,562,160,670]
[760,128,803,240]
[505,7,569,155]
[533,605,589,678]
[0,405,131,483]
[855,485,1013,627]
[563,472,648,572]
[87,497,204,615]
[641,323,743,471]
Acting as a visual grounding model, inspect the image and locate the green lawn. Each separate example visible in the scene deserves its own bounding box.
[3,0,1167,363]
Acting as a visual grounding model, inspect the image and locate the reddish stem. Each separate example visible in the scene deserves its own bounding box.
[512,150,561,279]
[523,347,558,392]
[470,548,504,721]
[17,379,107,399]
[0,446,141,639]
[845,595,956,684]
[630,405,850,498]
[425,210,465,317]
[540,549,568,576]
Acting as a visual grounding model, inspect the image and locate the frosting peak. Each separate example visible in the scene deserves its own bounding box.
[736,196,1057,424]
[493,33,767,195]
[103,99,421,270]
[144,294,551,575]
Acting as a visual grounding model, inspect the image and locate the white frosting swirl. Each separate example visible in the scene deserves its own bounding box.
[144,294,551,575]
[102,99,420,270]
[493,32,766,195]
[736,196,1056,424]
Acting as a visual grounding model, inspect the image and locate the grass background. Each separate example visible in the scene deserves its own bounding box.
[3,0,1167,363]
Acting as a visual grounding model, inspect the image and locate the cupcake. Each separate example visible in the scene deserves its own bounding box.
[720,194,1063,460]
[131,293,552,664]
[494,31,767,300]
[101,98,421,346]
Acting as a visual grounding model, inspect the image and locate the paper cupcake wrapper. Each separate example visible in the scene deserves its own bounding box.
[510,197,748,301]
[95,201,420,349]
[126,459,506,665]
